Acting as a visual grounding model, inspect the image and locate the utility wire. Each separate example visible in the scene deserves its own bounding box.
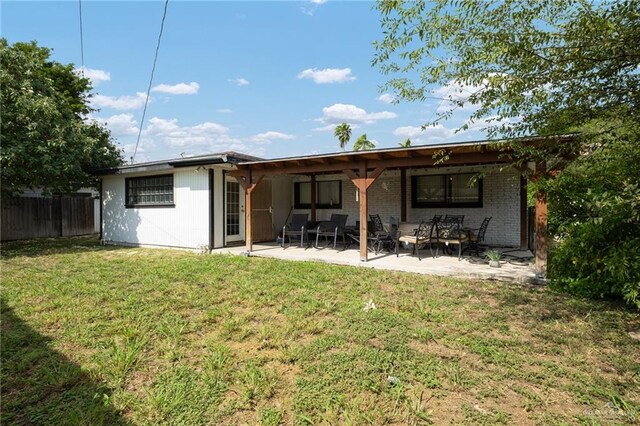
[132,0,169,163]
[78,0,85,75]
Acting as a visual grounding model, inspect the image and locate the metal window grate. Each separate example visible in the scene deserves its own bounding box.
[126,174,174,207]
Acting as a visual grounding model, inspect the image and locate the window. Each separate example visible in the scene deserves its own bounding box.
[125,174,174,207]
[294,180,342,209]
[411,173,482,208]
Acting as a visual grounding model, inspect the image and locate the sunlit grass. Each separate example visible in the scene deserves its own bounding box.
[2,235,639,425]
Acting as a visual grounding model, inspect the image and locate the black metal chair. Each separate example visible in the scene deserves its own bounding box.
[444,214,464,226]
[369,214,388,237]
[398,220,437,260]
[435,218,469,260]
[375,223,399,254]
[468,216,492,256]
[282,213,309,248]
[314,214,349,249]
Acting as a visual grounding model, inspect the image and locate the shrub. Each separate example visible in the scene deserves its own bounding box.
[549,201,640,310]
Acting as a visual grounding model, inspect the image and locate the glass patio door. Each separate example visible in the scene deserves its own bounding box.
[225,177,245,243]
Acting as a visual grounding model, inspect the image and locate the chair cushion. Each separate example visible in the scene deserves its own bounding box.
[399,236,429,244]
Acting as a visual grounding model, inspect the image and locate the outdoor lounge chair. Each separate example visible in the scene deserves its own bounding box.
[397,220,437,260]
[282,213,309,248]
[435,217,469,260]
[467,216,492,256]
[313,214,349,249]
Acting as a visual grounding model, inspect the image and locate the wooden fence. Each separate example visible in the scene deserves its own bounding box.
[1,196,97,241]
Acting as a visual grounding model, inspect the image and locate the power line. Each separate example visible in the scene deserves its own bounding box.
[78,0,85,75]
[132,0,169,163]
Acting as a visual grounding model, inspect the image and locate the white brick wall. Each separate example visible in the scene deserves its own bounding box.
[290,165,522,247]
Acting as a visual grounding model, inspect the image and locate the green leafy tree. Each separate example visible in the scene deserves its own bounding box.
[353,134,375,151]
[334,122,352,151]
[373,0,640,145]
[372,0,640,307]
[0,39,122,197]
[398,138,411,148]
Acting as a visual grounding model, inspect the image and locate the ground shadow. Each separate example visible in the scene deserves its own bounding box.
[1,301,130,425]
[0,234,130,260]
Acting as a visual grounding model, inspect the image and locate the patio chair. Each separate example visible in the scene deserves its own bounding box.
[282,213,309,248]
[374,222,400,254]
[435,218,469,260]
[467,216,492,256]
[398,220,437,260]
[314,214,349,249]
[444,214,464,226]
[432,214,443,224]
[369,214,388,237]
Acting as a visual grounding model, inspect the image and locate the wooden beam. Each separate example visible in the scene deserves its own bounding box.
[534,187,548,277]
[400,169,407,222]
[359,164,368,262]
[310,174,317,222]
[365,167,385,189]
[244,172,264,252]
[241,151,506,176]
[342,169,360,188]
[245,181,253,252]
[520,175,528,250]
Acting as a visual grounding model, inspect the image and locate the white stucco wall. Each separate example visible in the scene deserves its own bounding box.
[102,167,213,249]
[289,165,523,247]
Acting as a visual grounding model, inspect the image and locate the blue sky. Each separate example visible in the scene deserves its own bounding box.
[3,0,488,162]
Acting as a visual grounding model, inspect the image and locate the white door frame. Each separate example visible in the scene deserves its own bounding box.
[224,175,245,243]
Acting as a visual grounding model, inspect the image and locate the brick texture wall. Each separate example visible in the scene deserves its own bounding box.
[290,165,522,247]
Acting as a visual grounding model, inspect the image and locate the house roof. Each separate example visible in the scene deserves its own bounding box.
[234,135,577,176]
[94,151,262,175]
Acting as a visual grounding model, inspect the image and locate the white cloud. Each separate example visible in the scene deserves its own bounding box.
[393,125,456,143]
[100,114,139,137]
[377,93,395,104]
[151,82,199,95]
[75,67,111,85]
[92,92,148,110]
[317,103,397,125]
[229,78,249,86]
[216,108,233,113]
[301,0,327,15]
[144,117,245,150]
[297,68,355,84]
[312,124,338,132]
[432,79,487,113]
[251,131,295,144]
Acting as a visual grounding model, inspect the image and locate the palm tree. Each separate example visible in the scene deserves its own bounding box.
[399,138,412,147]
[353,134,376,151]
[334,123,352,151]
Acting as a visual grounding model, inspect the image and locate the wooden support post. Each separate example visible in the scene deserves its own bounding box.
[344,165,386,262]
[520,176,528,250]
[246,183,253,252]
[400,169,407,222]
[310,174,317,222]
[238,170,264,253]
[358,164,368,262]
[534,187,548,277]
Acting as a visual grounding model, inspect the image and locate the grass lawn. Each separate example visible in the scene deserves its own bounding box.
[1,236,639,425]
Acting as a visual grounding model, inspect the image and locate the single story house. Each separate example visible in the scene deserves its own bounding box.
[97,138,564,274]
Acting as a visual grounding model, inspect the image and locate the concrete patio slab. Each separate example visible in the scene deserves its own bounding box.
[212,243,539,284]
